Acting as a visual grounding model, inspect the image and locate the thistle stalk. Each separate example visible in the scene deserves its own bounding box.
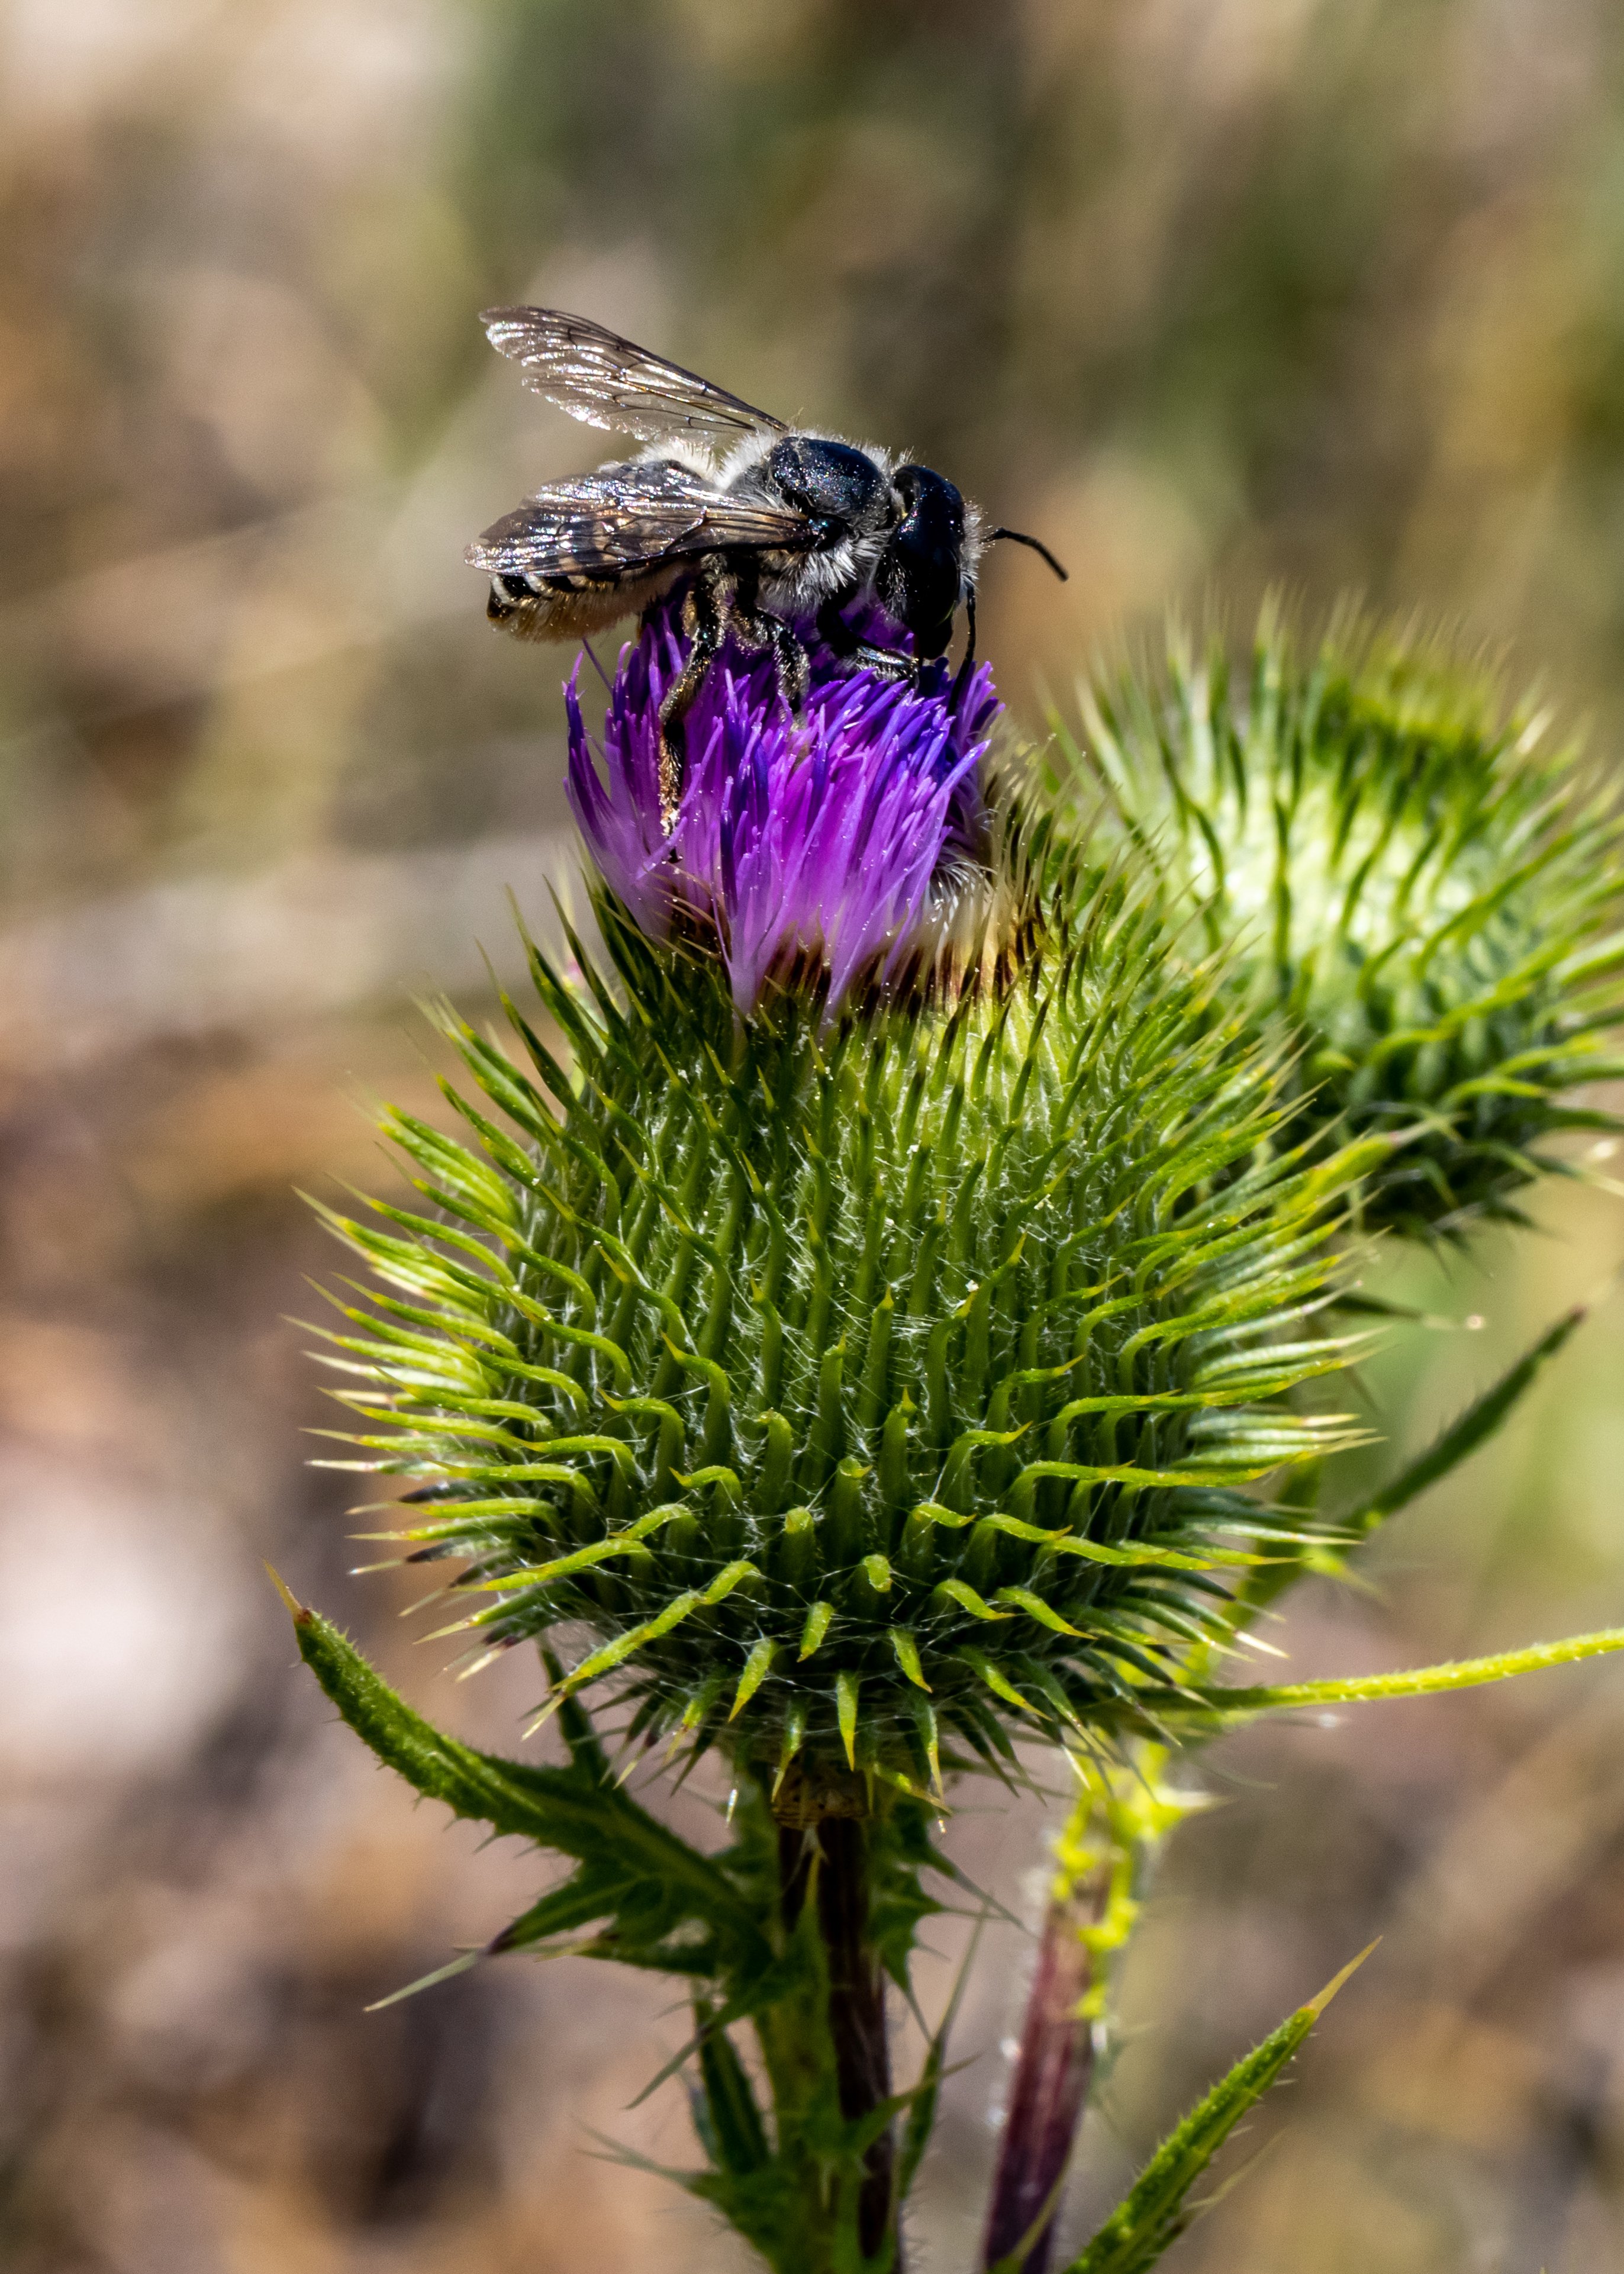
[982,1750,1192,2272]
[779,1810,899,2262]
[979,1861,1102,2274]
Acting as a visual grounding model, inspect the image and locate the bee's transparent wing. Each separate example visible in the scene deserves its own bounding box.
[465,460,813,579]
[480,307,787,452]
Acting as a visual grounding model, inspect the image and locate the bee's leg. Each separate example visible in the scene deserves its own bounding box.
[765,615,810,716]
[815,595,914,685]
[950,590,978,711]
[657,559,732,831]
[845,638,917,685]
[735,600,810,717]
[721,557,810,719]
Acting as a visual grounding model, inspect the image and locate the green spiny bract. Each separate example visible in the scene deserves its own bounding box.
[313,827,1366,1809]
[1071,607,1624,1239]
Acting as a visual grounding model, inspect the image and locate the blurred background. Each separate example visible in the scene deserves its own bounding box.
[3,3,1624,2269]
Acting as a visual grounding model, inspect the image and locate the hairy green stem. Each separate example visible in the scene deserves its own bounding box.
[779,1815,899,2265]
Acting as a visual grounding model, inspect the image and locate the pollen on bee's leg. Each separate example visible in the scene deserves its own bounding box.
[656,728,682,836]
[765,618,810,717]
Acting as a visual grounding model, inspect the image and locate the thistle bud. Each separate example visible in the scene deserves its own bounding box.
[317,606,1365,1814]
[1075,607,1624,1236]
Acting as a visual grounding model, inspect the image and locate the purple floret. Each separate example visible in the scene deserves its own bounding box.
[565,594,1001,1016]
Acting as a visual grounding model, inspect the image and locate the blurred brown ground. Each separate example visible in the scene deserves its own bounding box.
[2,5,1624,2270]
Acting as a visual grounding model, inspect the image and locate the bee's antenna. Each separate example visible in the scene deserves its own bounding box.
[987,527,1069,582]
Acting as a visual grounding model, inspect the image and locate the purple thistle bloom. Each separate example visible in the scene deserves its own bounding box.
[566,594,1001,1016]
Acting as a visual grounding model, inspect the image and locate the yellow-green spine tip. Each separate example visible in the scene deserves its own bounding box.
[265,1562,311,1626]
[836,1670,860,1769]
[1304,1937,1380,2021]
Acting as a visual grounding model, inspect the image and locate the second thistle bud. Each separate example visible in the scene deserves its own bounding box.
[1075,607,1624,1236]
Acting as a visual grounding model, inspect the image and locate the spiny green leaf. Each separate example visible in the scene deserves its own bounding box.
[272,1572,765,1961]
[1059,1946,1374,2273]
[694,2002,772,2176]
[1156,1625,1624,1724]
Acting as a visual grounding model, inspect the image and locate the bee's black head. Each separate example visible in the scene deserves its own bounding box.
[877,464,966,660]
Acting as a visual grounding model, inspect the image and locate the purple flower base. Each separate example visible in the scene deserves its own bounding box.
[566,594,1001,1016]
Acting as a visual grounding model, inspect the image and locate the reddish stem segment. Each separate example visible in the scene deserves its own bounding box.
[979,1872,1107,2272]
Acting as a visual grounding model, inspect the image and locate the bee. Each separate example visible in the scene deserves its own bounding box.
[465,308,1066,825]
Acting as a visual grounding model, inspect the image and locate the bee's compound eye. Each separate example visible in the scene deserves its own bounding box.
[893,463,965,539]
[768,437,889,526]
[878,465,967,656]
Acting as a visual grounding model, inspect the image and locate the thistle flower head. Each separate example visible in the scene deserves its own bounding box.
[566,597,1000,1016]
[1075,607,1624,1236]
[313,597,1372,1811]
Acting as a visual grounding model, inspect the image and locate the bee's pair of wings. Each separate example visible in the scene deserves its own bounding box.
[467,308,816,580]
